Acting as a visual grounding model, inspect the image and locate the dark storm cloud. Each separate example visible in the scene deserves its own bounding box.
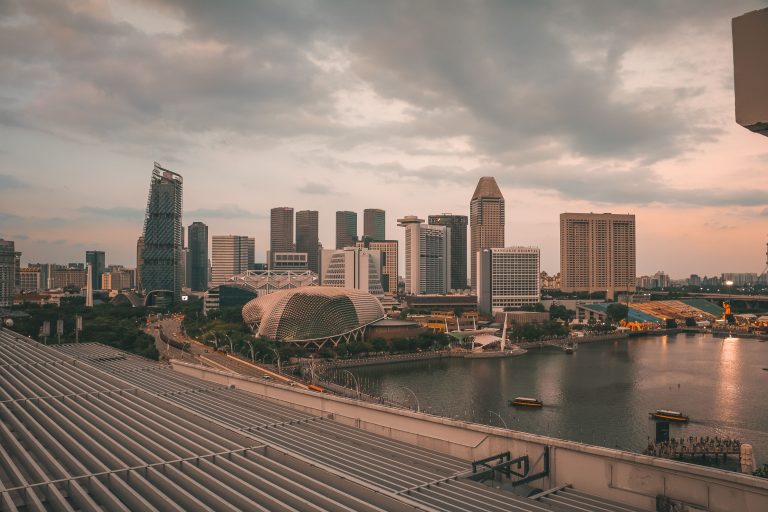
[0,0,762,200]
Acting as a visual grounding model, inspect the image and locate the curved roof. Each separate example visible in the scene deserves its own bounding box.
[242,286,385,341]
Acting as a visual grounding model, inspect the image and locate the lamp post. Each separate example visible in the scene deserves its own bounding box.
[488,410,508,429]
[224,333,234,353]
[271,348,282,374]
[389,384,420,412]
[341,369,360,400]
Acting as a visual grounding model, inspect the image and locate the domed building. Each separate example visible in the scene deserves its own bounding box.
[242,287,385,348]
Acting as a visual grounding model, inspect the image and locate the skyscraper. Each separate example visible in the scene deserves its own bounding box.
[336,211,357,249]
[363,209,385,241]
[270,207,294,269]
[140,162,183,301]
[0,239,15,307]
[398,216,450,295]
[13,251,21,293]
[136,236,144,291]
[85,250,105,290]
[296,210,320,274]
[428,214,468,290]
[477,247,540,315]
[188,222,209,291]
[560,213,636,299]
[470,177,505,291]
[211,235,255,285]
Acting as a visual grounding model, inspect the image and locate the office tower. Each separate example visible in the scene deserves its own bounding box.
[141,163,183,301]
[296,210,320,274]
[0,239,15,307]
[363,209,386,241]
[211,235,254,285]
[357,239,398,295]
[560,213,636,299]
[398,216,450,295]
[321,247,385,297]
[477,247,540,315]
[101,270,133,291]
[188,222,209,291]
[428,214,468,290]
[85,250,105,290]
[136,236,144,291]
[270,207,294,269]
[470,177,505,291]
[336,211,357,249]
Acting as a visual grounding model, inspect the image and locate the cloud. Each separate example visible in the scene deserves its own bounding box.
[11,233,29,240]
[78,206,145,221]
[297,182,335,195]
[0,174,26,189]
[186,205,265,219]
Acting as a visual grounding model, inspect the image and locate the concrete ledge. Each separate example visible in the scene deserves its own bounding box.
[171,360,768,512]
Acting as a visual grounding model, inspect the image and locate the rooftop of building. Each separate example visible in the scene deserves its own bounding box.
[471,176,504,200]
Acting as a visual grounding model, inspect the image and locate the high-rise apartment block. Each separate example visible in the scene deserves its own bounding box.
[398,216,450,295]
[85,250,105,290]
[188,222,209,291]
[363,209,385,241]
[470,177,504,291]
[357,239,398,295]
[336,211,357,249]
[140,163,184,301]
[211,235,255,285]
[428,214,468,290]
[560,213,636,298]
[296,210,320,274]
[0,239,15,307]
[321,247,385,297]
[270,207,294,269]
[52,268,87,289]
[477,247,540,315]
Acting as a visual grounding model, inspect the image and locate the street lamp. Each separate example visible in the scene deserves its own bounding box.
[341,369,360,399]
[271,348,282,374]
[488,410,508,429]
[389,384,420,412]
[223,333,234,353]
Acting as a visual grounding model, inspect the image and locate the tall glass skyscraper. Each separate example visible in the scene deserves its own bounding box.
[188,222,209,291]
[363,209,385,241]
[470,177,504,291]
[85,250,105,290]
[428,214,468,290]
[140,163,183,301]
[296,210,320,274]
[336,211,357,249]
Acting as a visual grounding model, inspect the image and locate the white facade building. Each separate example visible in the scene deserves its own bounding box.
[320,247,384,298]
[398,216,451,295]
[477,247,540,315]
[211,235,255,286]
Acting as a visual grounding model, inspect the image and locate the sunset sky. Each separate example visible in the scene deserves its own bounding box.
[1,0,767,278]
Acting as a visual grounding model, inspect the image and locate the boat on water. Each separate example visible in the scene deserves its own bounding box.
[649,409,689,422]
[509,397,543,408]
[563,341,577,354]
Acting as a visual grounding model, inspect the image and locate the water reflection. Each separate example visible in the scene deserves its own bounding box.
[352,334,768,465]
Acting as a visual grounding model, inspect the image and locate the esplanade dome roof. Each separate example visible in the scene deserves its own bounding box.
[242,287,385,342]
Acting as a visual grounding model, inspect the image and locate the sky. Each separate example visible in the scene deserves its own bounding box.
[1,0,767,278]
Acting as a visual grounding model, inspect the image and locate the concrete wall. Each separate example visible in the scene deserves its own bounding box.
[172,361,768,512]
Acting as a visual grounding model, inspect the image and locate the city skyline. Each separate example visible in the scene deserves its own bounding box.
[1,1,768,277]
